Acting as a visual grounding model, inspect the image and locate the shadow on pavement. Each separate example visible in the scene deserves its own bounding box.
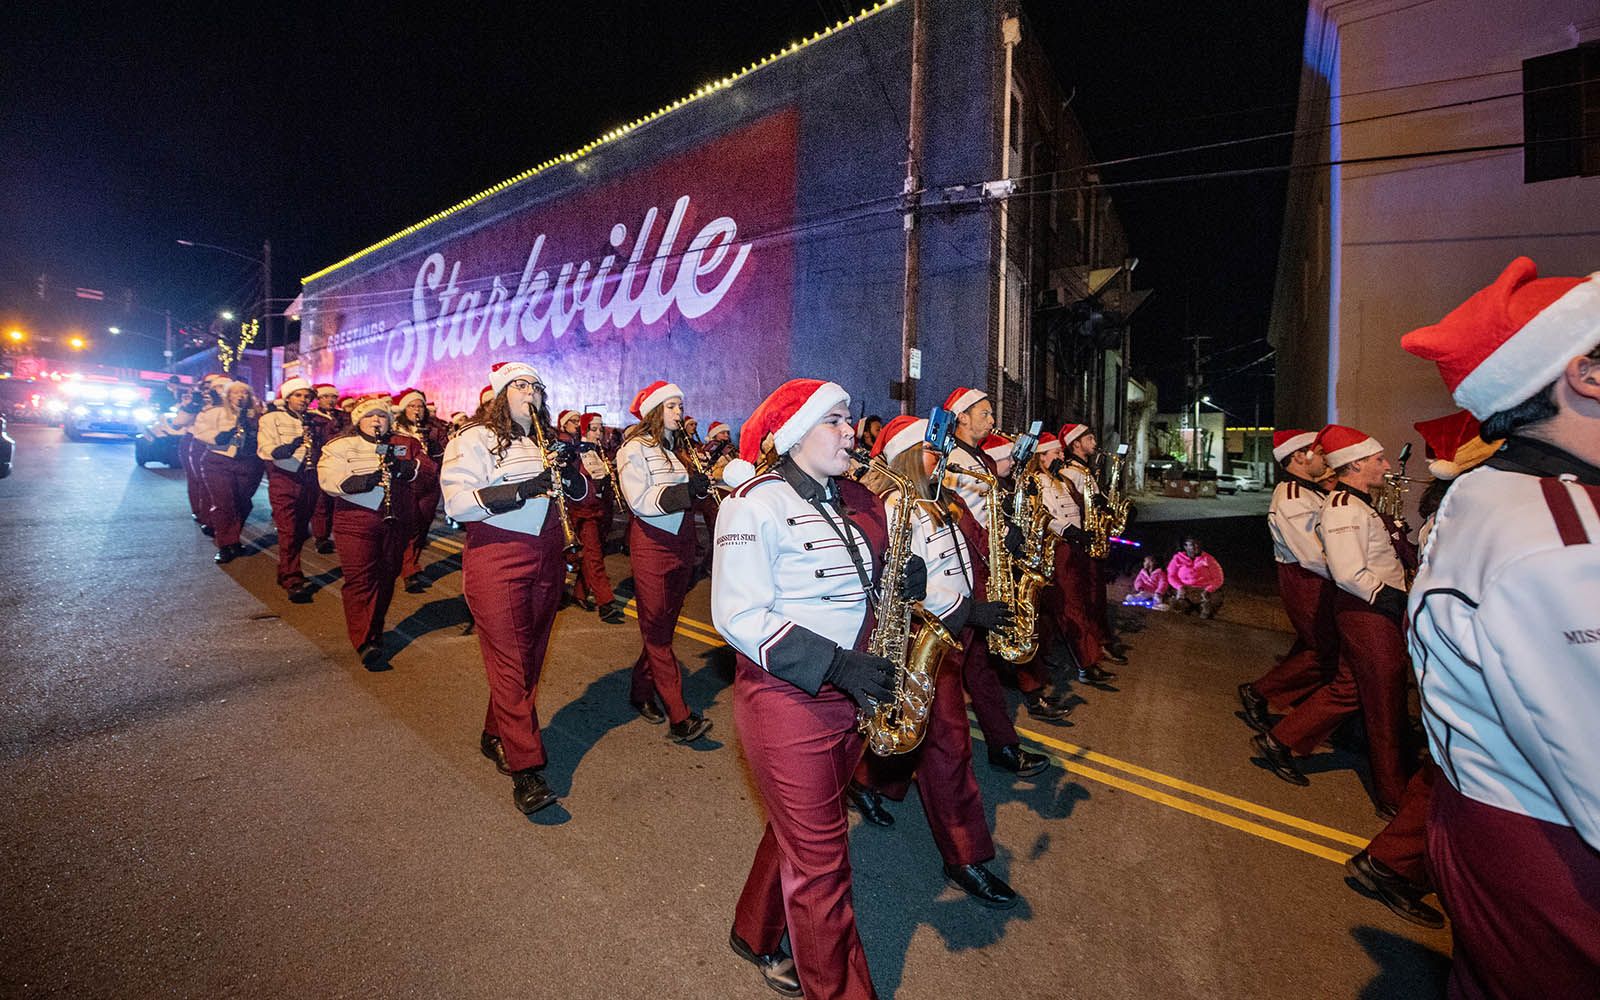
[1352,925,1450,999]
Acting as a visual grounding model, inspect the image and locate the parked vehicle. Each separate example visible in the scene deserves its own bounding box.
[1215,472,1263,494]
[0,414,14,479]
[56,380,154,441]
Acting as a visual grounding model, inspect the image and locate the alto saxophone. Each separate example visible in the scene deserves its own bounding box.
[528,407,579,553]
[859,460,962,756]
[963,467,1049,662]
[1080,453,1130,559]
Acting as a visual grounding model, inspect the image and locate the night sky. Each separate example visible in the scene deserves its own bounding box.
[3,1,1305,418]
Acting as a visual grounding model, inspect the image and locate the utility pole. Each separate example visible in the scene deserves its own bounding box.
[897,0,926,416]
[164,309,173,372]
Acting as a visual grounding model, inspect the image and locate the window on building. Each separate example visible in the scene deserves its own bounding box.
[1523,42,1600,183]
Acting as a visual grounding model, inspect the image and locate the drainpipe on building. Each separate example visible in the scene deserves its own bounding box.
[994,14,1022,427]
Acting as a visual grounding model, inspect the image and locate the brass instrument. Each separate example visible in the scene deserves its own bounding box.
[859,459,962,756]
[683,421,722,508]
[528,404,580,553]
[1372,442,1416,522]
[1080,451,1131,559]
[962,466,1050,662]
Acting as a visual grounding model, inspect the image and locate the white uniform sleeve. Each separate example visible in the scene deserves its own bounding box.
[191,407,226,446]
[619,438,673,516]
[1269,487,1328,573]
[440,430,499,522]
[712,493,796,668]
[914,502,966,620]
[1319,503,1384,602]
[317,438,379,498]
[1044,470,1083,536]
[256,411,307,465]
[1474,547,1600,848]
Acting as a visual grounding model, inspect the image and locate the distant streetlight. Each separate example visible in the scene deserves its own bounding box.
[108,326,121,335]
[68,335,88,351]
[220,310,236,321]
[6,329,24,343]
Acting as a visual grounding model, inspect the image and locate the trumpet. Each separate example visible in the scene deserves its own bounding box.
[529,403,580,553]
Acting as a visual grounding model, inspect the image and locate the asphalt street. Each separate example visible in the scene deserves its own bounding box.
[0,424,1451,999]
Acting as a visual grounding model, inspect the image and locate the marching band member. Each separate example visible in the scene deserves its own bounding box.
[256,376,326,602]
[310,383,345,554]
[571,412,626,624]
[713,378,899,1000]
[173,375,222,533]
[938,387,1050,774]
[617,380,713,741]
[556,409,581,442]
[441,362,586,814]
[192,380,265,565]
[1057,423,1121,681]
[1037,429,1107,682]
[1238,429,1335,731]
[1400,257,1600,996]
[1252,424,1416,814]
[851,415,1020,908]
[394,387,450,593]
[317,395,428,670]
[980,432,1059,714]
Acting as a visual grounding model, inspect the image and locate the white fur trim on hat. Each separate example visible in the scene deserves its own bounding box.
[1272,431,1317,463]
[1324,436,1383,468]
[774,382,851,456]
[707,421,729,439]
[1453,273,1600,419]
[721,458,758,489]
[1035,436,1061,456]
[489,361,541,397]
[351,396,391,425]
[278,377,312,399]
[1059,424,1089,449]
[878,419,928,464]
[395,389,424,411]
[638,381,683,419]
[1429,458,1464,481]
[944,387,987,415]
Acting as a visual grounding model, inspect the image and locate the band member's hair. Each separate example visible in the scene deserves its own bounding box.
[861,444,933,501]
[465,392,553,462]
[623,404,680,450]
[222,383,264,425]
[394,399,429,434]
[1480,340,1600,441]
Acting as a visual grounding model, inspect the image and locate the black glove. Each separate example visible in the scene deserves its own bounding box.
[476,482,525,514]
[215,427,237,447]
[1047,458,1065,476]
[658,482,693,512]
[824,648,895,708]
[1063,524,1091,547]
[271,440,301,460]
[340,471,382,494]
[968,601,1016,632]
[392,458,418,481]
[1373,585,1408,624]
[899,554,927,603]
[687,471,712,499]
[1004,523,1026,558]
[516,470,554,499]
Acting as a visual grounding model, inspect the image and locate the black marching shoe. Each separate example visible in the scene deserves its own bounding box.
[668,712,713,743]
[987,743,1049,777]
[599,600,627,624]
[1344,850,1446,928]
[729,931,803,998]
[214,543,243,564]
[1023,691,1075,723]
[287,582,314,604]
[944,862,1019,909]
[201,524,215,538]
[1101,647,1129,666]
[314,537,335,554]
[1077,664,1117,685]
[845,782,894,827]
[1237,682,1272,733]
[578,594,597,612]
[511,767,559,814]
[1251,732,1310,786]
[403,573,427,594]
[357,641,387,670]
[479,732,511,776]
[633,698,666,725]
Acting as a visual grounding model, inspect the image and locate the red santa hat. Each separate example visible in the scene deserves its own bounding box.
[277,376,312,399]
[982,433,1015,462]
[578,412,604,437]
[489,361,541,397]
[1272,428,1318,463]
[1034,431,1061,456]
[629,380,683,420]
[1414,410,1499,481]
[724,379,851,487]
[1401,257,1600,420]
[350,394,392,425]
[872,415,928,463]
[479,385,494,405]
[1058,423,1090,449]
[1317,424,1383,468]
[393,387,424,411]
[706,420,729,440]
[312,382,338,395]
[943,386,987,415]
[557,409,577,428]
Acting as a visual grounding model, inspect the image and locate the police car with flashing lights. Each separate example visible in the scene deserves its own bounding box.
[51,380,156,441]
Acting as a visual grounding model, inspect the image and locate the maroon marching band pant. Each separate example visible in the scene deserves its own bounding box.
[1270,591,1414,809]
[956,546,1024,748]
[462,512,565,772]
[1367,762,1438,885]
[1045,539,1103,671]
[401,472,442,579]
[265,464,318,588]
[201,450,263,548]
[855,636,995,867]
[1253,562,1339,708]
[331,500,406,650]
[1427,779,1600,999]
[310,488,334,543]
[627,514,695,724]
[570,505,615,606]
[181,436,208,522]
[732,658,877,1000]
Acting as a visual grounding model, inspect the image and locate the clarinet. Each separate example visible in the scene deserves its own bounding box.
[528,404,579,553]
[378,436,397,523]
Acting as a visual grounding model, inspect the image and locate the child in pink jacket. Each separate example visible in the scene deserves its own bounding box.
[1127,555,1171,609]
[1166,536,1226,618]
